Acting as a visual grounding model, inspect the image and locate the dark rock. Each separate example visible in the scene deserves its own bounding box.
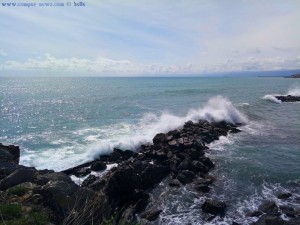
[177,170,195,184]
[73,167,91,177]
[252,214,284,225]
[279,205,295,217]
[201,199,227,216]
[285,217,300,225]
[81,175,97,187]
[122,150,135,159]
[0,143,20,164]
[232,222,241,225]
[34,171,74,185]
[169,179,181,187]
[194,176,215,185]
[0,167,36,190]
[110,148,123,161]
[275,95,300,102]
[191,161,209,173]
[277,192,292,199]
[91,161,107,171]
[194,184,210,193]
[0,161,19,179]
[141,209,162,221]
[258,201,278,214]
[247,210,263,217]
[200,157,215,169]
[153,133,168,145]
[230,127,241,133]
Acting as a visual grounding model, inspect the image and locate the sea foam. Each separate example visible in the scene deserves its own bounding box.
[87,96,248,159]
[262,94,282,104]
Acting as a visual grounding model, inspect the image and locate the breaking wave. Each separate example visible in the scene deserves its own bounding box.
[88,96,248,160]
[262,94,282,104]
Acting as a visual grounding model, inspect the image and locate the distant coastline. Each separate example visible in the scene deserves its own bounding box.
[284,73,300,78]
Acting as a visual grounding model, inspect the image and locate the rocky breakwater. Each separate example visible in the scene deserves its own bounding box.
[0,119,243,224]
[275,95,300,102]
[62,120,243,224]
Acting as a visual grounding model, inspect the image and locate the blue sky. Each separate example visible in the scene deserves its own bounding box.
[0,0,300,76]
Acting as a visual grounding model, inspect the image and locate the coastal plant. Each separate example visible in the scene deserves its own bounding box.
[0,204,22,220]
[6,186,29,197]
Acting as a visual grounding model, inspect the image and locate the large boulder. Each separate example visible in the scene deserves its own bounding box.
[202,199,227,216]
[0,143,20,164]
[0,167,36,190]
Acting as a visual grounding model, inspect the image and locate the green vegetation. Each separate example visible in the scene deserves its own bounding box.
[0,204,48,225]
[7,186,29,197]
[0,204,22,220]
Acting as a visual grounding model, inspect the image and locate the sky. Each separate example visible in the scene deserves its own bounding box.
[0,0,300,76]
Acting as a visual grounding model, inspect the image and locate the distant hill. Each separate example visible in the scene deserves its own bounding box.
[284,74,300,78]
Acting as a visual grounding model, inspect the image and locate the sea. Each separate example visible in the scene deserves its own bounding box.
[0,76,299,224]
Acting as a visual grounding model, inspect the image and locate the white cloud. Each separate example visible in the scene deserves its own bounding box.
[1,54,299,76]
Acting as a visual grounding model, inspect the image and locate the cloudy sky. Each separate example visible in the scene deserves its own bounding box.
[1,0,300,76]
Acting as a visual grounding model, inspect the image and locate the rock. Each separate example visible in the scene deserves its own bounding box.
[194,176,215,185]
[252,214,284,225]
[141,209,162,221]
[246,210,263,217]
[122,150,135,160]
[0,143,20,164]
[177,170,195,184]
[194,184,210,193]
[91,161,107,171]
[110,148,123,161]
[279,205,295,217]
[0,161,19,179]
[230,127,241,133]
[0,167,36,190]
[201,199,227,216]
[34,171,74,185]
[153,133,168,145]
[258,201,278,214]
[275,95,300,102]
[285,217,300,225]
[73,167,91,177]
[169,179,181,187]
[277,192,292,199]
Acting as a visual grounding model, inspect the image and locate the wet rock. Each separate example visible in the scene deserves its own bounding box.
[275,95,300,102]
[279,205,295,218]
[169,179,181,187]
[91,161,107,171]
[141,209,162,221]
[230,127,241,133]
[277,192,292,199]
[110,148,123,161]
[0,167,36,190]
[202,199,227,216]
[177,170,195,184]
[153,133,168,145]
[247,210,263,217]
[73,167,91,177]
[194,184,210,193]
[258,201,278,214]
[252,214,284,225]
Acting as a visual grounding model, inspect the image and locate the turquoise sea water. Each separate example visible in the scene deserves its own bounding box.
[0,77,300,224]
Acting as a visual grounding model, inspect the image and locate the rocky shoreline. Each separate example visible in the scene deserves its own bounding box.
[1,120,299,224]
[275,95,300,102]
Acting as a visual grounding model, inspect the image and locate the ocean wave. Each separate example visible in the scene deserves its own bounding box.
[287,85,300,96]
[262,94,282,104]
[87,96,248,159]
